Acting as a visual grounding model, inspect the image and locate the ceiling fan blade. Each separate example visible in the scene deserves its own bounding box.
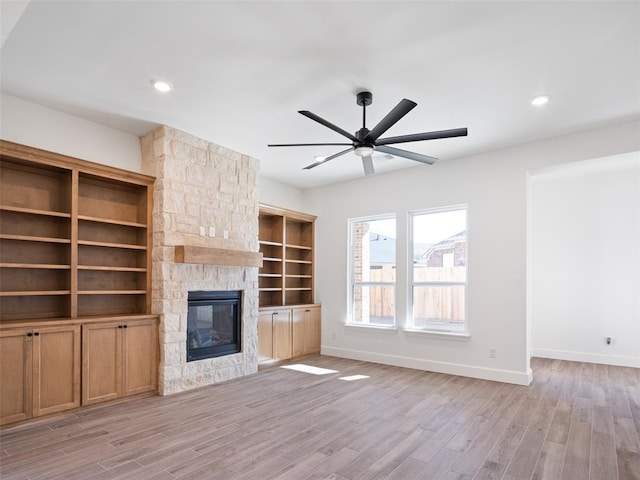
[375,145,438,165]
[303,148,353,170]
[299,111,359,142]
[375,127,468,146]
[268,142,352,147]
[362,155,375,176]
[365,98,417,142]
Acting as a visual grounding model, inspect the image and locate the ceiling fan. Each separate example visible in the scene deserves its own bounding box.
[268,91,468,176]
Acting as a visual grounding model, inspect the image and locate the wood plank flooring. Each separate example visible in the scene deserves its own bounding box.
[1,356,639,480]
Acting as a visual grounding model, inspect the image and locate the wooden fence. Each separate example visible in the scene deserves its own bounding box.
[365,266,465,320]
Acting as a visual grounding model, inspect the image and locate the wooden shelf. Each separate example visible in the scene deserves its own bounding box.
[78,240,147,250]
[174,245,263,267]
[78,290,147,295]
[78,215,147,228]
[0,234,70,244]
[0,290,70,297]
[0,205,70,218]
[259,205,316,308]
[78,265,147,272]
[285,244,312,250]
[259,240,283,247]
[0,140,153,321]
[0,263,70,269]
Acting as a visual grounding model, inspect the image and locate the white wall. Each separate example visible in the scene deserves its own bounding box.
[0,93,142,172]
[258,174,304,211]
[530,152,640,367]
[303,120,640,385]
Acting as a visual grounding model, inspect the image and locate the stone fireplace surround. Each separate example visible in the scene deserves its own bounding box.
[141,126,260,395]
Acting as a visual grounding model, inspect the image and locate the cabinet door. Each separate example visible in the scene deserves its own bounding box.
[303,306,321,355]
[258,311,274,362]
[33,325,81,417]
[272,309,292,360]
[291,308,306,358]
[82,322,122,405]
[0,328,32,425]
[122,318,157,396]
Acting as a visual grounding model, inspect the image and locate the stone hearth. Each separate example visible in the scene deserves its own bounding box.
[141,126,259,395]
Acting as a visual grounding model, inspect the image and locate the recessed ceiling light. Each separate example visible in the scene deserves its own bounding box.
[152,80,173,93]
[531,94,551,106]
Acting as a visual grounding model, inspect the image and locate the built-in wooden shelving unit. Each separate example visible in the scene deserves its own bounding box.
[258,204,316,307]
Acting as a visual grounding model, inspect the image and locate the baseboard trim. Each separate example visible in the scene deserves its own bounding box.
[320,346,533,385]
[531,348,640,368]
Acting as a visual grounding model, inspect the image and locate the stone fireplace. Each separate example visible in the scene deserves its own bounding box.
[140,126,260,395]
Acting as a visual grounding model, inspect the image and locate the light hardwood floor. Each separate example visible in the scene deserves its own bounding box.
[1,356,639,480]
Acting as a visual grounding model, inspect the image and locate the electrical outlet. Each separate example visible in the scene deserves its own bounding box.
[223,230,229,239]
[209,226,215,237]
[606,337,612,345]
[199,226,206,236]
[489,348,497,359]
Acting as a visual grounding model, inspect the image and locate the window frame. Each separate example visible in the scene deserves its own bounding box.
[408,205,468,334]
[347,213,397,327]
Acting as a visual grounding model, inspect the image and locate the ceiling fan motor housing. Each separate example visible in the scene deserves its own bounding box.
[356,91,373,106]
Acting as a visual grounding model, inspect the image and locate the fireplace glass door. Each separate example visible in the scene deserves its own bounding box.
[187,290,241,361]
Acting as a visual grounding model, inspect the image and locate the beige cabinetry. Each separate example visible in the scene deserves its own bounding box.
[0,141,158,425]
[0,324,80,426]
[292,305,321,357]
[258,305,320,363]
[258,308,292,362]
[82,317,157,406]
[258,204,321,363]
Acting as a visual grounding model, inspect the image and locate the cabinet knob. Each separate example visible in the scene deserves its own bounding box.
[33,332,40,336]
[118,325,123,329]
[273,312,278,316]
[123,325,128,329]
[26,332,33,337]
[305,309,310,312]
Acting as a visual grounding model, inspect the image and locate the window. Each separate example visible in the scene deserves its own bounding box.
[410,207,467,333]
[349,215,396,326]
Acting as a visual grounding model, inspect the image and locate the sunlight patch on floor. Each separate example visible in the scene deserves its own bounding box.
[338,375,370,381]
[280,364,338,375]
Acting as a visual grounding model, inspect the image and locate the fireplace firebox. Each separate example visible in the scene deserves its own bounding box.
[187,290,242,362]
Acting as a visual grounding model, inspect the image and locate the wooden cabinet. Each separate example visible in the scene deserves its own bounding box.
[259,205,316,308]
[0,324,80,425]
[258,305,320,363]
[258,308,292,362]
[0,141,158,425]
[258,205,320,363]
[0,140,153,321]
[82,317,157,406]
[292,305,321,357]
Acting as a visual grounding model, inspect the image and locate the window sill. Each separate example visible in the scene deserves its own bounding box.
[345,323,398,333]
[403,328,470,341]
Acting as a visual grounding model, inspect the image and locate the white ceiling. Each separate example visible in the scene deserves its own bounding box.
[1,1,639,189]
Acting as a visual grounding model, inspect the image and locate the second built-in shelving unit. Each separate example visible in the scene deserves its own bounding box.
[258,205,316,307]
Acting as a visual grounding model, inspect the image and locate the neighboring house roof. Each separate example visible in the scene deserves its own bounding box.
[369,233,431,265]
[420,230,467,263]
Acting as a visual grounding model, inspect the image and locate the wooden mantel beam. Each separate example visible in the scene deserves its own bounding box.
[174,246,263,267]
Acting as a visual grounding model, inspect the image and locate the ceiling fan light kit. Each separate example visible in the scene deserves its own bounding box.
[268,90,468,176]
